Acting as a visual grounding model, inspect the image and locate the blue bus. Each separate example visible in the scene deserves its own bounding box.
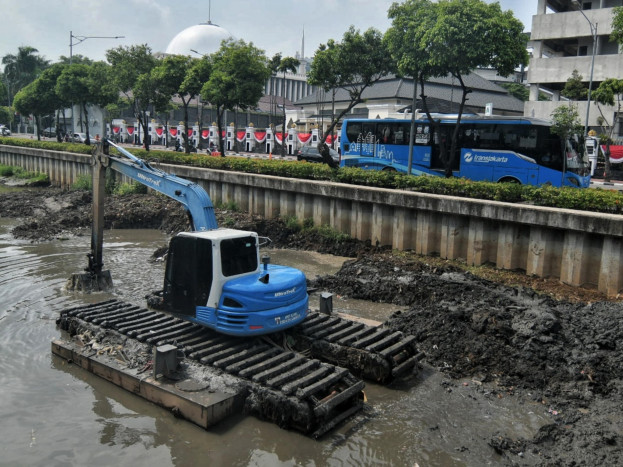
[339,116,591,187]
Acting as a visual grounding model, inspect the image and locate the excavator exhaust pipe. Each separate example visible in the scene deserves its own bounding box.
[67,142,114,292]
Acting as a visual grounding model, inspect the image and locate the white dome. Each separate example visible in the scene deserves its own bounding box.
[165,21,232,56]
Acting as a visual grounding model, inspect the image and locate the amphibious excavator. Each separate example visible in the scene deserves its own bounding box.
[72,139,308,336]
[59,140,421,436]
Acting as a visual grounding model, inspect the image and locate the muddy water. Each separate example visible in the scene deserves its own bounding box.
[0,221,549,466]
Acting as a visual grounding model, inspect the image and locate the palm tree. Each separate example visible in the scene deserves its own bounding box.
[2,46,49,107]
[276,56,299,156]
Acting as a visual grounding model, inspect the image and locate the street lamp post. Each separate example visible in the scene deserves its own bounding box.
[572,1,598,137]
[68,31,124,138]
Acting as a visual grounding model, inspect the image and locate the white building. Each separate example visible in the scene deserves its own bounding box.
[526,0,623,134]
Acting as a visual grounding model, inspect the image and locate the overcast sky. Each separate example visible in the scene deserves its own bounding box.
[1,0,537,67]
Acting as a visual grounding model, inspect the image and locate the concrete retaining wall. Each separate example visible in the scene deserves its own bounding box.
[2,144,622,297]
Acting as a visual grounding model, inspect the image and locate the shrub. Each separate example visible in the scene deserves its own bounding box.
[4,136,623,215]
[115,182,148,195]
[0,164,14,176]
[72,174,92,191]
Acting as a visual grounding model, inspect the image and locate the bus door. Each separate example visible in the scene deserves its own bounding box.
[431,125,460,173]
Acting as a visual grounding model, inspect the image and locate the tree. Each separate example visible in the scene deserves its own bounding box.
[13,63,68,140]
[273,56,299,156]
[499,82,529,101]
[106,44,159,150]
[268,54,282,128]
[561,69,587,101]
[610,6,623,45]
[550,104,583,182]
[386,0,437,174]
[0,106,11,126]
[308,26,394,167]
[13,82,42,138]
[591,79,623,181]
[55,62,117,144]
[33,63,71,140]
[152,54,212,153]
[386,0,528,177]
[201,39,270,156]
[57,55,93,66]
[0,80,7,106]
[2,46,49,108]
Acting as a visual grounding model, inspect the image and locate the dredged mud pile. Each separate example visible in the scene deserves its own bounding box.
[3,186,623,464]
[310,254,623,465]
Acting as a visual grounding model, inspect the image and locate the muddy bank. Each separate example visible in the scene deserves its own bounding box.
[3,186,623,464]
[311,255,623,465]
[0,187,365,257]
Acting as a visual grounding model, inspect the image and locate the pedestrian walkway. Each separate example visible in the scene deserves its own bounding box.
[590,178,623,191]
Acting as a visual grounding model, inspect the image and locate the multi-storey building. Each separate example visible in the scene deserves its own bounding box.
[526,0,623,135]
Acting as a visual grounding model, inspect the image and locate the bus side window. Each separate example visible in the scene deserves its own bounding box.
[462,127,476,148]
[346,122,362,144]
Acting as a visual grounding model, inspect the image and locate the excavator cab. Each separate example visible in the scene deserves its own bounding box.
[163,230,309,336]
[163,234,213,315]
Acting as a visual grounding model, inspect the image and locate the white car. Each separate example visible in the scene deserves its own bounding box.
[0,125,11,136]
[72,133,89,143]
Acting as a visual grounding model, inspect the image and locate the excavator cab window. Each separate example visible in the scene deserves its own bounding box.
[220,236,258,277]
[164,235,213,315]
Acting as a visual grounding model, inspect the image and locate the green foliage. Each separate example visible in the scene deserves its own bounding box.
[283,215,301,232]
[499,82,529,101]
[106,44,160,149]
[592,78,623,108]
[0,164,14,176]
[151,54,212,153]
[0,136,93,153]
[71,174,92,191]
[309,26,393,143]
[114,182,148,195]
[3,137,623,215]
[611,6,623,45]
[217,200,241,212]
[550,104,582,140]
[0,106,11,125]
[2,46,49,105]
[201,39,270,154]
[0,163,49,184]
[385,0,528,176]
[310,224,351,242]
[562,69,587,101]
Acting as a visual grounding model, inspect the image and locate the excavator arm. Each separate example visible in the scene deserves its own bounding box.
[102,139,218,231]
[71,140,218,290]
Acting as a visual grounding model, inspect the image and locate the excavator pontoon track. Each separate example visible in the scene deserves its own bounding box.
[57,299,364,438]
[286,311,422,384]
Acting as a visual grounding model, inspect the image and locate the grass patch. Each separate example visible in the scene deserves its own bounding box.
[217,200,240,211]
[282,215,301,232]
[308,223,351,242]
[114,182,148,195]
[0,164,49,185]
[71,174,92,191]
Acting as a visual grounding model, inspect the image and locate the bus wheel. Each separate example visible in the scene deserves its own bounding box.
[499,177,521,184]
[382,166,397,172]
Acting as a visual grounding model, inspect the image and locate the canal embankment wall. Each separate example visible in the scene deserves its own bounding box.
[2,145,622,297]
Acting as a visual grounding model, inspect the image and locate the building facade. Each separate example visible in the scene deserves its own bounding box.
[526,0,623,134]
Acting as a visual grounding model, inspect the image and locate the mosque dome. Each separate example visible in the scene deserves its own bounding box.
[165,21,232,56]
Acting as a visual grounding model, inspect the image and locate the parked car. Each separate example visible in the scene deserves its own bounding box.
[42,127,57,137]
[0,125,11,136]
[296,145,340,164]
[72,133,89,143]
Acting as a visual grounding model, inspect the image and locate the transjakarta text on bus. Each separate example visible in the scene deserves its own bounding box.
[339,116,591,188]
